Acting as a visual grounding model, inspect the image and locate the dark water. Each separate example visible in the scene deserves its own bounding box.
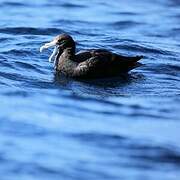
[0,0,180,179]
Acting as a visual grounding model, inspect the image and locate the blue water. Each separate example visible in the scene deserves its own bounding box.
[0,0,180,179]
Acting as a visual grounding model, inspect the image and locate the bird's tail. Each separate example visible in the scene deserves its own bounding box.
[124,55,143,71]
[128,55,144,62]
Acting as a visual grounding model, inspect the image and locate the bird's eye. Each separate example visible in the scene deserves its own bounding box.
[59,40,66,45]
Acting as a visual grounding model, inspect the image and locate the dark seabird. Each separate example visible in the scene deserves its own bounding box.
[40,34,143,79]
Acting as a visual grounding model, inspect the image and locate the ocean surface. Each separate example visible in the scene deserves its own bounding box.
[0,0,180,179]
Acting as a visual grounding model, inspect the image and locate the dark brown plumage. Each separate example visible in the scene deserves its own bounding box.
[40,34,143,79]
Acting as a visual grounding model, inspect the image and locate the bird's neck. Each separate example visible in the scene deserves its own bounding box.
[57,47,78,76]
[63,47,75,59]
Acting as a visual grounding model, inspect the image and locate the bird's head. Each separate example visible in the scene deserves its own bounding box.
[40,34,75,63]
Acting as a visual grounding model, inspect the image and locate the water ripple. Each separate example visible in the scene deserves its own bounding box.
[0,2,26,7]
[109,20,144,29]
[0,0,180,179]
[0,27,64,35]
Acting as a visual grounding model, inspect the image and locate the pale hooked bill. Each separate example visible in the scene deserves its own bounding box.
[48,46,58,63]
[40,40,58,63]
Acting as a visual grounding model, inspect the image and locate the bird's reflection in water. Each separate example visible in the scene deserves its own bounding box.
[53,71,144,98]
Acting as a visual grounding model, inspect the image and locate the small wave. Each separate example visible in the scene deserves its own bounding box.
[14,61,44,72]
[24,80,56,89]
[0,59,14,68]
[166,0,180,7]
[0,27,64,35]
[0,2,26,7]
[60,2,86,8]
[3,90,29,97]
[44,2,86,8]
[151,64,180,76]
[109,20,144,28]
[108,10,139,16]
[0,71,27,82]
[70,132,180,167]
[114,44,173,55]
[131,145,180,167]
[53,19,99,27]
[68,132,126,146]
[171,28,180,35]
[0,118,47,137]
[2,49,34,56]
[0,37,13,43]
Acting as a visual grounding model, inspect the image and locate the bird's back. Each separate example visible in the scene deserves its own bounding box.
[73,49,143,78]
